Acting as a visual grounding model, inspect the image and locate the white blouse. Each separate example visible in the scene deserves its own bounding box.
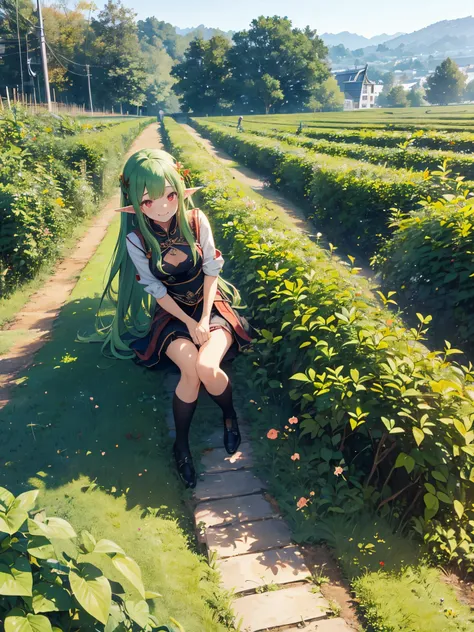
[126,209,225,300]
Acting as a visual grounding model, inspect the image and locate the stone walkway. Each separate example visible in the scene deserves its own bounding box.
[162,372,354,632]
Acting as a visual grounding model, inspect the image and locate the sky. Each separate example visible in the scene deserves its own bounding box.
[127,0,473,38]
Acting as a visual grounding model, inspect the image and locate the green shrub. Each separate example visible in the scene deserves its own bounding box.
[0,109,153,297]
[237,124,474,180]
[163,118,474,575]
[0,486,177,631]
[191,119,436,256]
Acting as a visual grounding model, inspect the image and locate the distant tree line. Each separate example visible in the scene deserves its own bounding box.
[0,3,345,115]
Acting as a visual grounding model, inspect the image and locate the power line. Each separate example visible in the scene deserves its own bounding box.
[45,40,88,77]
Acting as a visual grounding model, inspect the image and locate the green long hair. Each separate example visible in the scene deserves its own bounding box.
[89,148,241,359]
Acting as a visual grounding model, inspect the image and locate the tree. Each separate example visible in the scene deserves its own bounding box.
[171,36,232,114]
[226,16,329,113]
[425,58,466,105]
[386,86,408,107]
[465,80,474,102]
[330,44,350,61]
[90,0,147,109]
[256,74,284,114]
[407,86,425,107]
[307,76,344,112]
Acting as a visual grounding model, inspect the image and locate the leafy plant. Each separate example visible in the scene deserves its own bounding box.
[0,486,177,631]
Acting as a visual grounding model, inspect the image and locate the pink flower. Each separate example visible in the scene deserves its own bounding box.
[267,429,279,440]
[310,491,315,496]
[291,453,300,461]
[288,416,298,425]
[297,497,309,510]
[334,466,344,476]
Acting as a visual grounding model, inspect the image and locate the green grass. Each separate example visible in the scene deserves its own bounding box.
[0,213,233,631]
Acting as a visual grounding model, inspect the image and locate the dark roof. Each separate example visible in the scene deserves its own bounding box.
[334,65,374,102]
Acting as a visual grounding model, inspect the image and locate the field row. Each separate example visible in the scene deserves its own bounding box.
[192,117,474,351]
[222,122,474,179]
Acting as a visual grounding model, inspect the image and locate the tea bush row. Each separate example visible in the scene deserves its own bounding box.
[164,117,474,574]
[233,123,474,180]
[0,109,153,297]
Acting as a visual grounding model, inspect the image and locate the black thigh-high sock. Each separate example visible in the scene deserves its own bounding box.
[207,377,237,422]
[173,393,198,453]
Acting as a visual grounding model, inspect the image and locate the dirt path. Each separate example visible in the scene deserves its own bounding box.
[181,123,375,282]
[0,123,162,408]
[181,123,318,238]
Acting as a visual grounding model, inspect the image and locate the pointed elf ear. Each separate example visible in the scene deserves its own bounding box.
[183,187,203,198]
[113,205,135,214]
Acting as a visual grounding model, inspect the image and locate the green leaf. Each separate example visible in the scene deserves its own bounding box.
[454,500,464,520]
[28,518,76,540]
[0,556,32,596]
[437,492,452,504]
[144,591,162,600]
[424,483,436,495]
[112,555,145,599]
[80,531,97,554]
[412,427,425,446]
[394,453,415,474]
[0,508,28,535]
[125,600,149,627]
[11,491,39,514]
[5,612,52,632]
[27,537,55,561]
[93,540,125,556]
[0,488,15,512]
[289,373,310,382]
[424,493,439,520]
[32,582,72,614]
[69,564,111,625]
[431,470,447,483]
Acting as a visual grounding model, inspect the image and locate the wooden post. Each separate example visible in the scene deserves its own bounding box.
[0,96,3,111]
[6,87,11,109]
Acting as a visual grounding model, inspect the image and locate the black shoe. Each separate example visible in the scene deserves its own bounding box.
[223,416,241,455]
[173,443,197,489]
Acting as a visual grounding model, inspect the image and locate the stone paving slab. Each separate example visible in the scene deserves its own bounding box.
[200,443,253,473]
[206,518,292,559]
[285,618,355,631]
[194,469,265,502]
[217,545,309,593]
[195,493,275,529]
[233,584,329,632]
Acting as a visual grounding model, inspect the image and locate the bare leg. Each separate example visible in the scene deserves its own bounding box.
[195,328,233,396]
[165,338,200,402]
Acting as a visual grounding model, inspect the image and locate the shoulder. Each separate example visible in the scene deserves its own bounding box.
[126,231,141,245]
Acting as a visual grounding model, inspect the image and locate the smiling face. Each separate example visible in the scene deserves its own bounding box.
[140,185,179,223]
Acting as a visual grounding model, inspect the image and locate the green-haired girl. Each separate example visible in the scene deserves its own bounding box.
[94,148,253,488]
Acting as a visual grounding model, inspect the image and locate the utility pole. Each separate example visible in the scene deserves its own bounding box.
[86,64,93,114]
[37,0,51,111]
[15,0,25,95]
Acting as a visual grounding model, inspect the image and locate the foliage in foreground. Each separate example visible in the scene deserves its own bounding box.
[0,487,177,631]
[163,117,474,577]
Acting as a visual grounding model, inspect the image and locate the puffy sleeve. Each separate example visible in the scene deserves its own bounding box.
[198,209,225,276]
[126,232,168,300]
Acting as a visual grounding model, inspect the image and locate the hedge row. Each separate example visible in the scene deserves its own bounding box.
[191,119,436,256]
[234,124,474,180]
[163,117,474,575]
[0,109,153,296]
[230,120,474,153]
[212,121,474,353]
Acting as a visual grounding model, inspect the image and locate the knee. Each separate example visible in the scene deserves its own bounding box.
[195,357,219,384]
[179,352,200,383]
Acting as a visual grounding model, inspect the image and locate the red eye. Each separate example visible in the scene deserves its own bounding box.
[141,199,153,208]
[167,191,177,202]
